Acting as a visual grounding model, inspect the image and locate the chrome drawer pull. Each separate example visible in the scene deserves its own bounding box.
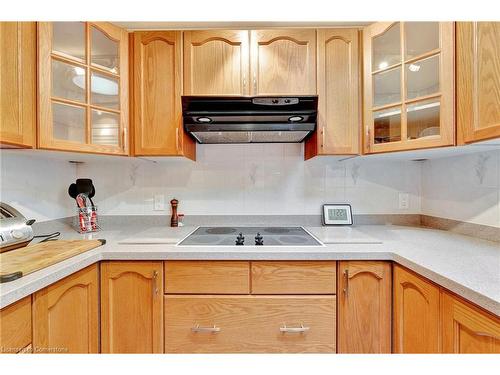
[280,324,310,334]
[191,324,221,333]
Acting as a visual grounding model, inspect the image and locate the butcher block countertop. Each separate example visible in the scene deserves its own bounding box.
[0,239,104,283]
[0,221,499,316]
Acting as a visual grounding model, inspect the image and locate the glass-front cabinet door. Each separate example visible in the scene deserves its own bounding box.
[38,22,129,154]
[363,22,454,153]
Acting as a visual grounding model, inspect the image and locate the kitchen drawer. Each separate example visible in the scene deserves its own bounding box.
[0,296,32,353]
[251,261,336,294]
[164,295,336,353]
[164,261,250,294]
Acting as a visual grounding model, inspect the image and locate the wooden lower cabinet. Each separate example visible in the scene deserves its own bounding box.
[100,261,164,353]
[251,261,337,294]
[32,264,99,353]
[393,265,441,353]
[165,261,250,294]
[164,295,336,353]
[441,292,500,353]
[0,296,32,353]
[337,261,391,353]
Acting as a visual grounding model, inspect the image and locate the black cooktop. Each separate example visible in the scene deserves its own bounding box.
[178,227,323,247]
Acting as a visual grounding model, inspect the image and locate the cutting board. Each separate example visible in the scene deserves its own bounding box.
[0,239,105,283]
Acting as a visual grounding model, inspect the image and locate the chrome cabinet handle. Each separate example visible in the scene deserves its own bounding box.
[152,270,159,295]
[243,73,247,93]
[280,324,310,333]
[191,324,221,333]
[253,72,257,94]
[343,269,349,297]
[321,126,325,148]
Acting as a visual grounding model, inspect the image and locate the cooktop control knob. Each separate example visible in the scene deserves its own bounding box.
[235,233,245,246]
[11,230,25,239]
[255,233,264,246]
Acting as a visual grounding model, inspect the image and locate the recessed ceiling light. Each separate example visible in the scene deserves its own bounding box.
[73,66,85,76]
[378,61,388,70]
[73,75,118,96]
[408,64,421,72]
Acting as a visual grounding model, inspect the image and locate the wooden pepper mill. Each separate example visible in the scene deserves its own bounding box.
[170,198,179,227]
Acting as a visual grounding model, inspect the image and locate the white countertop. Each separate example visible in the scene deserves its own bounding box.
[1,223,499,316]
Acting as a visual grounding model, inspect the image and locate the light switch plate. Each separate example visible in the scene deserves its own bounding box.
[154,194,165,211]
[398,192,409,209]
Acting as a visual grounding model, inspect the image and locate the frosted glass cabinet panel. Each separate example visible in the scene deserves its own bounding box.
[52,102,86,143]
[405,22,440,59]
[407,99,441,140]
[373,107,402,144]
[363,22,455,153]
[406,54,440,100]
[373,67,401,107]
[91,26,119,73]
[52,22,85,61]
[90,71,120,109]
[372,23,401,71]
[51,59,86,103]
[91,109,120,146]
[38,22,128,154]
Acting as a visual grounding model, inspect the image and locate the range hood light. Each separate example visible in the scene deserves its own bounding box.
[196,117,213,123]
[288,115,304,122]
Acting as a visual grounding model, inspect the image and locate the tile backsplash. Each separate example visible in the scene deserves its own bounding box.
[0,152,75,221]
[421,149,500,228]
[1,145,498,229]
[74,144,422,217]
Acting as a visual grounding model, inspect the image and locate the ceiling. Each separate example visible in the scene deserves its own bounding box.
[112,21,371,31]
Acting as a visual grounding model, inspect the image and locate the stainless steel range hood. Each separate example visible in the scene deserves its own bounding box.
[182,96,318,144]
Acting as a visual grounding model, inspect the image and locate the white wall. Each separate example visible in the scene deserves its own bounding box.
[75,144,422,216]
[0,152,76,222]
[421,150,500,228]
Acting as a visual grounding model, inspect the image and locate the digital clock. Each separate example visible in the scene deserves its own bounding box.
[322,204,353,225]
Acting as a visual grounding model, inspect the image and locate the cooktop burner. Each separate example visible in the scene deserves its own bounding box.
[264,227,290,234]
[206,227,237,235]
[178,227,322,247]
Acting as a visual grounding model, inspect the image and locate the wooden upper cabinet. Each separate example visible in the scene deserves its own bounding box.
[0,22,36,148]
[337,261,391,353]
[37,22,129,155]
[393,265,441,353]
[457,22,500,144]
[363,22,455,154]
[442,291,500,353]
[131,31,195,159]
[100,261,164,353]
[250,29,316,95]
[305,29,360,159]
[32,264,99,353]
[184,30,250,95]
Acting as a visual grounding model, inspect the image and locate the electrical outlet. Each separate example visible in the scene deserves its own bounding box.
[154,194,165,211]
[398,192,409,209]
